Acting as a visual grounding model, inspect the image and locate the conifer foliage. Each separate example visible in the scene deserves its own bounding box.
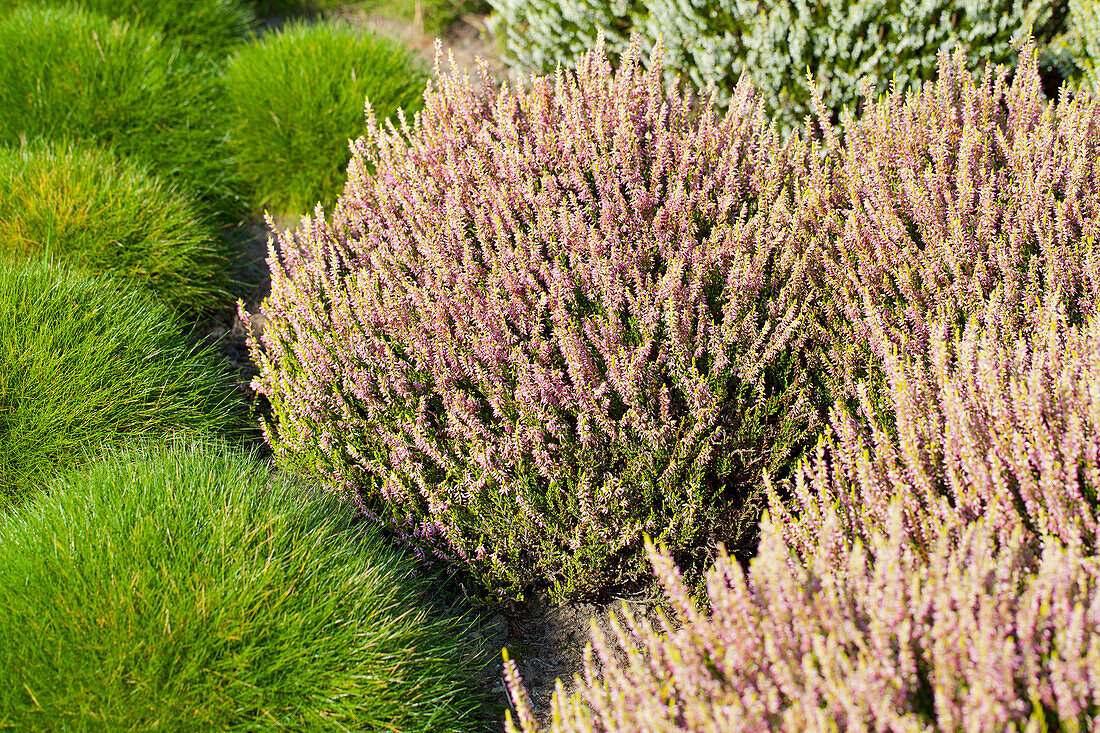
[489,0,1069,135]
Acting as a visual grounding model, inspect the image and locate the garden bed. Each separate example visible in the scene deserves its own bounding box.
[192,9,668,729]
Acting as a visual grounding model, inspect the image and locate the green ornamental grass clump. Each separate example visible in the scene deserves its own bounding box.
[0,440,487,732]
[0,0,257,55]
[244,0,348,14]
[0,141,234,313]
[0,259,245,505]
[0,5,240,219]
[222,19,427,218]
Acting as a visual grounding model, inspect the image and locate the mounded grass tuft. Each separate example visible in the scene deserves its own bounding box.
[0,140,235,313]
[222,19,427,218]
[0,5,240,220]
[0,259,247,505]
[0,440,488,732]
[0,0,257,55]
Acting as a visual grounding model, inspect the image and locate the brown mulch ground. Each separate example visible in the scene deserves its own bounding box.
[195,8,670,730]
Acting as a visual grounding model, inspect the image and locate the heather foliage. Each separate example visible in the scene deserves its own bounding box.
[0,259,245,505]
[771,305,1100,566]
[0,141,234,313]
[0,0,257,55]
[804,45,1100,402]
[248,40,820,601]
[0,440,487,731]
[505,508,1100,732]
[0,6,239,219]
[221,19,427,218]
[504,306,1100,730]
[498,42,1100,730]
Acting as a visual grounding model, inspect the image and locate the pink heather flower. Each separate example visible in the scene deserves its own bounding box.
[803,43,1100,400]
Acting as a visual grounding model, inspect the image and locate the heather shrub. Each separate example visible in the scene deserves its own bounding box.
[504,301,1100,730]
[0,141,234,313]
[221,19,427,219]
[769,303,1100,572]
[802,44,1100,402]
[0,440,487,731]
[0,259,246,505]
[0,6,240,219]
[0,0,257,55]
[248,40,820,601]
[504,505,1100,731]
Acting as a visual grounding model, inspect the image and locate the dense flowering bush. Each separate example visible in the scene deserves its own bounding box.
[505,308,1100,730]
[505,505,1100,732]
[803,44,1100,402]
[499,43,1100,730]
[247,40,821,601]
[771,305,1100,566]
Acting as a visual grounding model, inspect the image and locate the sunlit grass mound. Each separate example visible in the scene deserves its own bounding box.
[0,440,487,732]
[0,5,240,219]
[222,19,427,218]
[0,141,234,313]
[0,0,257,55]
[0,259,246,505]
